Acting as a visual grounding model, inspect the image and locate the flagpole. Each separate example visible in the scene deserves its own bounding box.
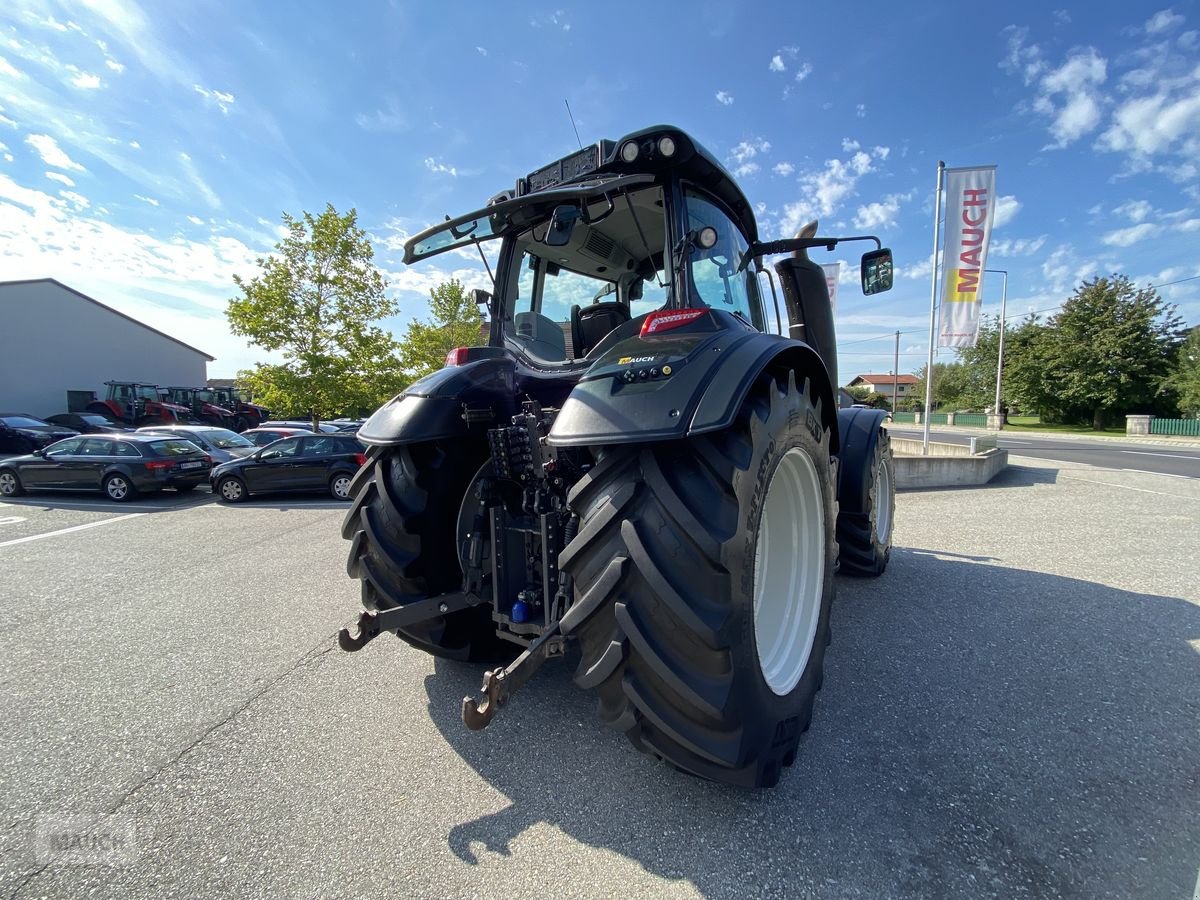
[922,161,945,455]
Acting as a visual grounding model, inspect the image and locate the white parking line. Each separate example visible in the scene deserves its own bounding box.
[1066,477,1195,498]
[1120,450,1200,460]
[0,513,146,548]
[0,515,27,526]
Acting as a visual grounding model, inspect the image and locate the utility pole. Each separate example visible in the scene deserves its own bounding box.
[985,269,1008,428]
[892,330,900,414]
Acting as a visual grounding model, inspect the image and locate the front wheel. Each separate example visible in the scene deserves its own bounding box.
[836,427,895,577]
[328,472,352,500]
[217,476,247,503]
[560,370,837,788]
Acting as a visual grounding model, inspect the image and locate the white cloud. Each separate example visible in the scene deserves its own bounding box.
[0,56,23,79]
[70,71,102,89]
[179,151,220,208]
[187,214,205,225]
[529,10,570,30]
[854,193,907,229]
[43,16,69,32]
[1098,79,1200,160]
[1033,48,1107,147]
[769,55,784,73]
[855,103,866,117]
[728,138,770,167]
[1101,222,1160,246]
[732,162,759,178]
[59,189,89,209]
[777,147,888,236]
[841,138,860,152]
[993,195,1021,228]
[0,114,14,129]
[1114,199,1153,222]
[990,236,1047,257]
[1145,9,1185,33]
[999,26,1046,86]
[1053,9,1072,25]
[25,134,85,172]
[873,145,890,160]
[128,140,140,149]
[1176,217,1200,232]
[715,91,734,106]
[193,84,235,114]
[476,46,487,56]
[773,162,794,176]
[794,63,812,82]
[355,100,406,133]
[134,194,159,206]
[424,157,458,177]
[105,59,124,73]
[45,171,75,187]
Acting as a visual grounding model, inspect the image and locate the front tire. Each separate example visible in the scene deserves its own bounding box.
[217,476,247,503]
[560,370,837,788]
[329,472,352,500]
[0,470,23,497]
[342,442,509,661]
[836,428,895,577]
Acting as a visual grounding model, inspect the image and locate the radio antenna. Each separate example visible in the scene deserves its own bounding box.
[564,99,584,150]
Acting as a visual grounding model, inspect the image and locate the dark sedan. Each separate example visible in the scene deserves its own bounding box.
[241,426,310,448]
[0,414,78,453]
[45,413,136,434]
[136,425,257,464]
[0,434,212,501]
[211,433,365,502]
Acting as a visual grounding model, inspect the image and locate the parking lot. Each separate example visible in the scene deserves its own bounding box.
[2,461,1198,899]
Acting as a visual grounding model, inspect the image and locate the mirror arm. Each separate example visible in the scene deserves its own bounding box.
[740,233,883,272]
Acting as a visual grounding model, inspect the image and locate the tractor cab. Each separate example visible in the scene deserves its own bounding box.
[165,387,235,427]
[90,381,191,425]
[403,126,892,374]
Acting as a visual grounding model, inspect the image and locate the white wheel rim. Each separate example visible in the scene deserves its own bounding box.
[0,473,15,494]
[874,458,893,544]
[221,480,242,500]
[753,447,825,696]
[333,476,350,498]
[107,478,128,499]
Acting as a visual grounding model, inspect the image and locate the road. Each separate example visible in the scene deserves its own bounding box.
[2,464,1198,898]
[888,427,1200,479]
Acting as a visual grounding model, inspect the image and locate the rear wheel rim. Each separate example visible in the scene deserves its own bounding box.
[331,475,351,499]
[874,458,893,544]
[753,447,825,696]
[106,477,129,500]
[0,473,16,494]
[221,479,243,500]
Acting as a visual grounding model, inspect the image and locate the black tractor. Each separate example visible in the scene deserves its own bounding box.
[340,125,896,788]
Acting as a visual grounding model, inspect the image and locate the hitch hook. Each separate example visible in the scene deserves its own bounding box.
[461,624,563,730]
[462,669,508,730]
[337,612,380,652]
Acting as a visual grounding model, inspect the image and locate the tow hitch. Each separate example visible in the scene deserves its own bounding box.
[337,591,486,652]
[462,621,565,730]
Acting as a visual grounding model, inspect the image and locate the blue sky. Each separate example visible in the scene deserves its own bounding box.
[1,0,1197,381]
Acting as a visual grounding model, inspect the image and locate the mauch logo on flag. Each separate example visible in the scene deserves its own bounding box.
[938,166,997,347]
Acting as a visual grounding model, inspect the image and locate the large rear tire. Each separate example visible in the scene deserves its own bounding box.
[559,370,837,788]
[342,442,509,662]
[835,428,895,577]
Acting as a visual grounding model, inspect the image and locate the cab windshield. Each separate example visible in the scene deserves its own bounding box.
[684,188,766,331]
[499,184,669,365]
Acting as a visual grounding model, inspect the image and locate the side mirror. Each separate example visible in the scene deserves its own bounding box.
[861,248,894,295]
[544,205,581,247]
[33,449,46,458]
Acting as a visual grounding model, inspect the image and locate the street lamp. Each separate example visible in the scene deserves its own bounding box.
[985,268,1008,427]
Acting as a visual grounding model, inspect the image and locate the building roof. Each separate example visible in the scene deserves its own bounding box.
[850,373,919,385]
[0,277,215,361]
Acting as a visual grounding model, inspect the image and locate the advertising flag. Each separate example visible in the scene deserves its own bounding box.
[822,263,841,316]
[937,166,997,347]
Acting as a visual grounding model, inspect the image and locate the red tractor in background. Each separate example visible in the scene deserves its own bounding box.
[208,387,269,432]
[163,387,237,429]
[86,382,193,426]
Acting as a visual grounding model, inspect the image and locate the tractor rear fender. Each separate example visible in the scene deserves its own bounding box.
[547,331,839,453]
[356,354,518,447]
[835,407,889,515]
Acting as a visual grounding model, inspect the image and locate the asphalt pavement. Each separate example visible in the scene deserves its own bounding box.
[1,463,1197,899]
[887,427,1200,479]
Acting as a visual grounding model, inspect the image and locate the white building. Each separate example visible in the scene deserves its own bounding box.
[0,279,214,417]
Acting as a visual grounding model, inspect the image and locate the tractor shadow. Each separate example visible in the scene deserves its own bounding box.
[424,554,1200,898]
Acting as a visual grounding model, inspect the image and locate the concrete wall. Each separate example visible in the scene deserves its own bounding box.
[893,448,1008,489]
[0,281,210,417]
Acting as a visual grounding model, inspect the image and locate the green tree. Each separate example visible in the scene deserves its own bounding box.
[399,279,486,380]
[950,316,1003,410]
[913,361,968,411]
[1039,275,1182,429]
[1164,326,1200,416]
[227,204,403,427]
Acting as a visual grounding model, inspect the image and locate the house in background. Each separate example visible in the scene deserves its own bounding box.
[847,373,919,399]
[0,278,213,417]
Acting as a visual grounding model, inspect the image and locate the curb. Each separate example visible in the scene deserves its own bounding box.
[886,424,1200,450]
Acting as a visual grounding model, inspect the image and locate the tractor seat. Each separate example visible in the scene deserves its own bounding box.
[571,302,631,358]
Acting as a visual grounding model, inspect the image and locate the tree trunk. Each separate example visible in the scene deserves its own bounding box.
[1092,408,1105,430]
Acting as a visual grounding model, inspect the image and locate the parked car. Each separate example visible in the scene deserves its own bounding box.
[0,434,212,501]
[329,419,365,433]
[211,433,366,503]
[241,426,311,448]
[0,414,79,453]
[260,420,341,433]
[136,425,257,464]
[45,413,136,434]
